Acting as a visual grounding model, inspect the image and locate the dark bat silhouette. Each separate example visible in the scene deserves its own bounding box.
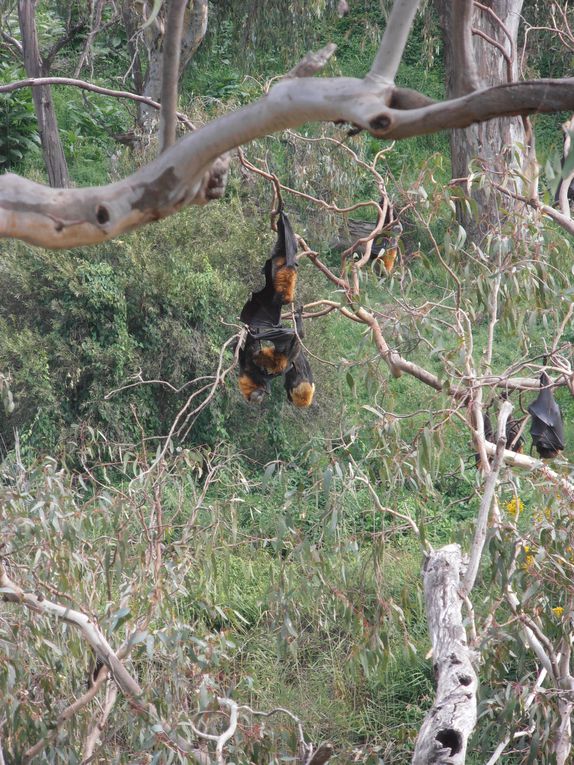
[240,210,298,328]
[237,315,303,403]
[528,371,565,458]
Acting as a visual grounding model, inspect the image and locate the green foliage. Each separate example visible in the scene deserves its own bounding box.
[0,65,40,171]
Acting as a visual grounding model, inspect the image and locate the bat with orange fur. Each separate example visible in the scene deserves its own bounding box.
[240,210,298,327]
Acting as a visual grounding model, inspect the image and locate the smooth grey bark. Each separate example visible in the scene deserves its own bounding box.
[17,0,69,188]
[437,0,526,242]
[132,0,208,130]
[159,0,188,153]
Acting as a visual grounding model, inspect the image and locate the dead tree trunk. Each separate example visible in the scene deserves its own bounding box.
[412,545,477,764]
[17,0,69,188]
[437,0,527,243]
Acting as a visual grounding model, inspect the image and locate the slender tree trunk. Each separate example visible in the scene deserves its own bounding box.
[17,0,69,188]
[136,0,208,131]
[159,0,188,152]
[437,0,526,243]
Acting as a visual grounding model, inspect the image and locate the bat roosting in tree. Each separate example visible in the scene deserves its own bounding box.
[528,371,565,458]
[238,210,314,407]
[240,210,298,327]
[238,316,312,406]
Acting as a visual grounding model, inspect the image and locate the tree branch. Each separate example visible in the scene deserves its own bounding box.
[462,400,512,597]
[0,561,209,763]
[368,0,422,83]
[451,0,481,94]
[2,62,574,248]
[0,77,196,130]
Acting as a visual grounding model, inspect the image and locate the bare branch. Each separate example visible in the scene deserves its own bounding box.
[2,74,574,247]
[0,29,23,57]
[286,43,337,78]
[368,0,422,83]
[0,77,196,131]
[159,0,188,153]
[462,400,513,597]
[483,442,574,501]
[44,20,86,71]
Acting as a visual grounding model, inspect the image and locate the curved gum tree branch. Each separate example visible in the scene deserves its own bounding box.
[1,38,574,249]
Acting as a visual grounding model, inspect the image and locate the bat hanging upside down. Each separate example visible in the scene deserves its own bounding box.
[528,371,565,458]
[238,309,314,408]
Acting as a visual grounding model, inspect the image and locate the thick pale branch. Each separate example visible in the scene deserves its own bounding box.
[450,0,481,94]
[2,76,574,248]
[368,0,422,83]
[483,442,574,501]
[412,545,477,765]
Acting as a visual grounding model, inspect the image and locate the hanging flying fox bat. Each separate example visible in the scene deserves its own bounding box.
[240,210,298,327]
[285,351,314,407]
[284,310,315,408]
[237,319,302,403]
[528,371,565,458]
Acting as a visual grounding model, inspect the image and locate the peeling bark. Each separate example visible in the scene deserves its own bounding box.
[412,545,477,765]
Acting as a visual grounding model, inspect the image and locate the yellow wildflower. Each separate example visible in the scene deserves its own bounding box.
[505,497,524,518]
[552,606,564,618]
[521,545,535,571]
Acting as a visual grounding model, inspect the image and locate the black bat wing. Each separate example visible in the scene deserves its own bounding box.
[240,289,282,326]
[528,372,565,452]
[271,211,298,270]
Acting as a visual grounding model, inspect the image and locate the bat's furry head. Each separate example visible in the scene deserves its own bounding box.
[238,374,267,403]
[253,346,290,374]
[289,381,315,408]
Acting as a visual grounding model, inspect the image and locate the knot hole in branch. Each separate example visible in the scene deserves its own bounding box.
[369,114,391,132]
[96,205,110,225]
[436,728,462,756]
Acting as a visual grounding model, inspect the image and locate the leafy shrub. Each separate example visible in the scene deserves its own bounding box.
[0,65,40,171]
